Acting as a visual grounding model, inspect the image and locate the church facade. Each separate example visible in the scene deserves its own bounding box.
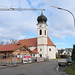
[18,13,57,59]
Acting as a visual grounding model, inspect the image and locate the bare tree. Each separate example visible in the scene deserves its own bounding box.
[5,39,18,44]
[9,39,18,44]
[0,41,4,45]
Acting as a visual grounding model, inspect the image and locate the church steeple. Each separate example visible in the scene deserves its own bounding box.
[37,13,48,58]
[37,12,47,24]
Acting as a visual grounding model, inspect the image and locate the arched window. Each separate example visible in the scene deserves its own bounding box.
[40,30,42,35]
[45,30,46,35]
[49,48,51,51]
[40,49,42,51]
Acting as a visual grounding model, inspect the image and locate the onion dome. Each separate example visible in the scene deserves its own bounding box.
[37,13,47,23]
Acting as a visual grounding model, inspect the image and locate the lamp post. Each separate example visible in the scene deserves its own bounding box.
[51,6,75,27]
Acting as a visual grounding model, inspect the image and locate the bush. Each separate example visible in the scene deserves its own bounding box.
[71,45,75,61]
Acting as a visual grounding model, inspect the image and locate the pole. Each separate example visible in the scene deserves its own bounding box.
[51,6,75,28]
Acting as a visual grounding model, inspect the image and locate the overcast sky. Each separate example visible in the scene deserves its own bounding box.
[0,0,75,48]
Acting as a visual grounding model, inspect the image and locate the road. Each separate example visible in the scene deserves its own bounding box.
[0,60,61,75]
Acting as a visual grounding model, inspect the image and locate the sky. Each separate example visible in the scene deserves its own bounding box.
[0,0,75,49]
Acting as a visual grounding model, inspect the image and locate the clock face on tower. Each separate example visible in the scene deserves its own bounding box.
[45,25,46,27]
[39,25,42,27]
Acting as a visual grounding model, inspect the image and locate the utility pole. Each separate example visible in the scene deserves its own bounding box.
[51,6,75,28]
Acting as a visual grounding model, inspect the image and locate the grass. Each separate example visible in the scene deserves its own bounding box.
[65,65,75,75]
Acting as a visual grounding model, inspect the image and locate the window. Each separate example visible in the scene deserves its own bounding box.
[49,48,51,51]
[30,54,32,56]
[45,25,46,27]
[40,30,42,35]
[45,30,46,35]
[40,49,42,51]
[33,54,35,56]
[40,54,42,57]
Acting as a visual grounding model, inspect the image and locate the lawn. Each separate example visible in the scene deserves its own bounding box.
[65,65,75,75]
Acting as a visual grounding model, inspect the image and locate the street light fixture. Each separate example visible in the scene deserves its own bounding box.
[51,6,75,28]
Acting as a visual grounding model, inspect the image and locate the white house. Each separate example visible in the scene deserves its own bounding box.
[62,48,72,56]
[18,13,57,59]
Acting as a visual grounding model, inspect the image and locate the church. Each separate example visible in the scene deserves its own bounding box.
[18,13,57,59]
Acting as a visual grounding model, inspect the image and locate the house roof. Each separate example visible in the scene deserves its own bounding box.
[32,48,39,54]
[18,37,56,47]
[0,44,2,46]
[0,43,32,53]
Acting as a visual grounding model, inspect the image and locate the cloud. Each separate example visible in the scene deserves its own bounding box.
[0,0,75,48]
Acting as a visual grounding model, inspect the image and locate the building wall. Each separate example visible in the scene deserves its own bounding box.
[37,45,48,58]
[28,46,37,51]
[12,48,30,55]
[38,37,47,45]
[47,46,56,59]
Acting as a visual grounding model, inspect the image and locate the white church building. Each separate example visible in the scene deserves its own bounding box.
[18,13,57,59]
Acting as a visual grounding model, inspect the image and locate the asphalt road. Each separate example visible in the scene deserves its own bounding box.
[0,60,61,75]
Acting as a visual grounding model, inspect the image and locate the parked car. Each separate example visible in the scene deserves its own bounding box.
[67,57,72,63]
[58,59,68,67]
[58,55,68,67]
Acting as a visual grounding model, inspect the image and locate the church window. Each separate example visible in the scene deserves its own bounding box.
[40,49,42,51]
[45,30,46,35]
[40,30,42,35]
[40,54,42,57]
[49,48,51,51]
[33,54,35,56]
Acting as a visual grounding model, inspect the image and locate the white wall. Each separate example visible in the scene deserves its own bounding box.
[37,45,48,58]
[38,37,47,44]
[28,46,37,51]
[47,46,56,59]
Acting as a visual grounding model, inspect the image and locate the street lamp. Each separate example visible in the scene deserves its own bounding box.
[51,6,75,28]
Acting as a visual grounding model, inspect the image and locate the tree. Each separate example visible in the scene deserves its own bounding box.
[5,39,18,44]
[9,39,18,44]
[0,41,4,45]
[71,45,75,61]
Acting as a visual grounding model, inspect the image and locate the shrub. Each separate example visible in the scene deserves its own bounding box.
[71,45,75,61]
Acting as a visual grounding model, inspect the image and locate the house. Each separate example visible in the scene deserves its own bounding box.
[62,48,72,56]
[17,13,57,59]
[0,43,32,62]
[58,48,72,57]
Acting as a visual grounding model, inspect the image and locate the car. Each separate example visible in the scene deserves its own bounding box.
[67,57,72,63]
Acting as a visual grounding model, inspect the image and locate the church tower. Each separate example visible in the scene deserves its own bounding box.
[37,12,48,58]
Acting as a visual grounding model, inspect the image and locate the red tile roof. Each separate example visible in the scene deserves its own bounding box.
[32,48,39,54]
[18,38,37,47]
[0,43,32,53]
[18,37,56,47]
[47,37,56,46]
[0,43,24,52]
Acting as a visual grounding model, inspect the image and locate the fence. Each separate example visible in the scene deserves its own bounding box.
[0,55,22,66]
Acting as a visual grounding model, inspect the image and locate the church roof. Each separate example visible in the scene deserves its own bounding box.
[18,38,37,47]
[37,13,47,23]
[18,37,56,47]
[47,37,56,46]
[32,48,39,54]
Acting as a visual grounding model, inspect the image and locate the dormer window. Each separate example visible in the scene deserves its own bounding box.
[16,43,21,45]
